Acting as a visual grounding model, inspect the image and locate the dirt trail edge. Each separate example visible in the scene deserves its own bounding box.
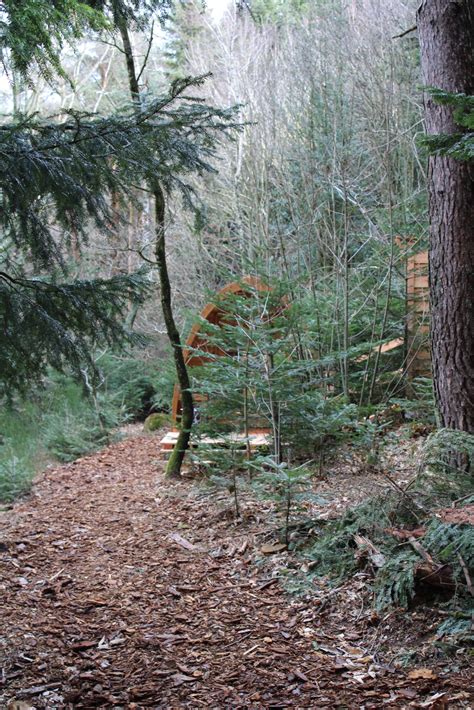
[1,434,472,708]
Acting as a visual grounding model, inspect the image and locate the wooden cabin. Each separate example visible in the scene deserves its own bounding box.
[406,249,430,379]
[160,256,431,456]
[160,276,273,457]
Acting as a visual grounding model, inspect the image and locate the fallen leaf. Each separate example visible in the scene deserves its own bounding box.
[293,669,309,683]
[168,532,200,552]
[418,692,447,707]
[261,543,287,555]
[408,668,437,680]
[172,673,195,685]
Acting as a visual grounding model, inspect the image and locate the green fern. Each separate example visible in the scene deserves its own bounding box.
[374,549,418,609]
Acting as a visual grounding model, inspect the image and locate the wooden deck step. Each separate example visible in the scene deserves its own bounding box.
[159,430,271,459]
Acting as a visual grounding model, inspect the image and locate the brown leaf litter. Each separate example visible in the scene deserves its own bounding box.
[1,432,472,708]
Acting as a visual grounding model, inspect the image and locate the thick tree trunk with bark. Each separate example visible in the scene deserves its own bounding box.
[417,0,474,433]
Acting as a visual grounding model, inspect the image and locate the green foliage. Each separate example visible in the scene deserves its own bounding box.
[0,0,240,401]
[44,404,112,462]
[163,0,205,81]
[415,429,474,504]
[374,548,418,609]
[423,520,474,584]
[190,276,361,460]
[249,457,321,546]
[1,271,149,397]
[0,344,179,501]
[421,89,474,161]
[243,0,311,24]
[390,377,436,425]
[150,356,178,413]
[0,74,240,396]
[100,351,161,419]
[1,84,238,269]
[374,518,474,611]
[0,0,174,83]
[307,494,398,580]
[37,373,118,461]
[0,448,35,504]
[0,454,34,504]
[306,432,474,614]
[144,412,171,430]
[0,373,119,500]
[201,445,246,518]
[0,398,45,502]
[436,612,474,645]
[0,0,108,81]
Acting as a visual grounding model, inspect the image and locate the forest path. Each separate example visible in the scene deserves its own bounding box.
[0,433,472,708]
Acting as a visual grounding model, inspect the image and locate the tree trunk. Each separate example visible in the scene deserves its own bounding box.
[116,12,193,476]
[154,187,194,477]
[417,0,474,433]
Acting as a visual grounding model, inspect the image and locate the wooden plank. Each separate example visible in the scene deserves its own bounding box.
[159,430,272,458]
[410,252,429,265]
[407,275,429,290]
[406,250,430,380]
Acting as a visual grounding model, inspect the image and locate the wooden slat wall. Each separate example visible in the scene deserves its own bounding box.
[406,250,431,379]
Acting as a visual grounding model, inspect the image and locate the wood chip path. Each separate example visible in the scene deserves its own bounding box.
[1,434,472,708]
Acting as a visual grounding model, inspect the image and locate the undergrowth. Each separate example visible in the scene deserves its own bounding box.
[0,376,113,502]
[0,350,173,502]
[304,428,474,642]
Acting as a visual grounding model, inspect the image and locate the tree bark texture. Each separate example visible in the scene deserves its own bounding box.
[417,0,474,432]
[154,188,194,477]
[117,13,193,475]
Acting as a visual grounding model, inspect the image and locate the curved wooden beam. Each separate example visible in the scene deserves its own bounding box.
[171,276,271,424]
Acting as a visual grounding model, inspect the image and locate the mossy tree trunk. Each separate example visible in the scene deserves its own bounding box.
[154,188,194,476]
[116,10,193,477]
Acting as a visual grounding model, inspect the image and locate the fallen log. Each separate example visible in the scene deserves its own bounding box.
[353,534,455,589]
[408,537,454,589]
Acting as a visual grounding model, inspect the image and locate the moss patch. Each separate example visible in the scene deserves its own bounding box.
[144,413,171,432]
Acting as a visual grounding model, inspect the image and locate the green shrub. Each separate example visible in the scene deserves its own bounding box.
[305,443,474,619]
[0,373,117,499]
[0,456,35,503]
[144,412,171,431]
[0,401,42,502]
[249,457,325,546]
[99,351,176,420]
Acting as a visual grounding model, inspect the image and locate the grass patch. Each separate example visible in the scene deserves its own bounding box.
[0,375,116,502]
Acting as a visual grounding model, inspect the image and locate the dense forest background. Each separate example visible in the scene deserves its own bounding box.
[1,0,433,498]
[1,3,474,697]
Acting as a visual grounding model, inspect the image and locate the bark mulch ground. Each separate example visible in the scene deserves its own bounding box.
[1,432,472,709]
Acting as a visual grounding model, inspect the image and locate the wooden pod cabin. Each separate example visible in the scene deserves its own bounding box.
[171,275,272,425]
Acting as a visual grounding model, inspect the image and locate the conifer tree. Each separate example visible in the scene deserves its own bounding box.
[0,0,238,409]
[417,0,474,437]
